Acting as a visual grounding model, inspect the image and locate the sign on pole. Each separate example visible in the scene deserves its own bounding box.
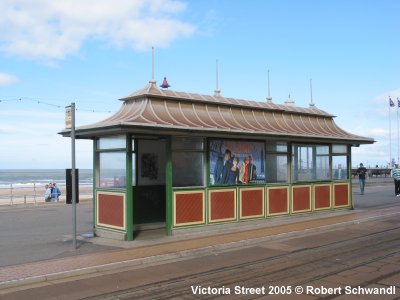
[65,106,72,129]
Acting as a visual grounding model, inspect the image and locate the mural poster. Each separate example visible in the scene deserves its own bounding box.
[209,140,265,185]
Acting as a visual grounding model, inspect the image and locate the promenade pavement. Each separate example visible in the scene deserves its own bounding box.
[0,182,399,294]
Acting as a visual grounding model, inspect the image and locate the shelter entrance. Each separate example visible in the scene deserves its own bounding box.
[133,139,166,228]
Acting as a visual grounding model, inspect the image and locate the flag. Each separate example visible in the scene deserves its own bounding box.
[390,97,395,107]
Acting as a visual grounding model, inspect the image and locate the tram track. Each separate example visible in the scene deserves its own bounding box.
[87,219,400,300]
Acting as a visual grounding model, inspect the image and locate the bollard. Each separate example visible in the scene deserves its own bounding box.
[34,183,37,205]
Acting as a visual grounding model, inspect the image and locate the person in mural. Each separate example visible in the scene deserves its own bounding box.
[214,149,232,184]
[239,156,250,184]
[248,155,257,183]
[226,157,239,184]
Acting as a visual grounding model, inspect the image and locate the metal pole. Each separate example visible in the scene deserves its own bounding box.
[389,99,392,167]
[33,183,37,205]
[10,184,13,205]
[71,102,77,249]
[397,98,399,164]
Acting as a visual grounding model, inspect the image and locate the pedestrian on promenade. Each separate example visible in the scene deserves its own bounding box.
[357,163,367,195]
[51,182,61,202]
[44,184,52,202]
[391,164,400,196]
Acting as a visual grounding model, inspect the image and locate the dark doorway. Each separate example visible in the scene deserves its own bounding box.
[133,139,166,226]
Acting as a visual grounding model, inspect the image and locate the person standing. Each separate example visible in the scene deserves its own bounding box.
[44,184,52,202]
[356,163,367,195]
[391,164,400,196]
[248,155,257,183]
[226,157,239,184]
[51,182,61,202]
[239,156,250,184]
[213,149,232,185]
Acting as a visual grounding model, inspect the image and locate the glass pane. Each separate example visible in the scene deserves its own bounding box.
[266,142,287,153]
[138,140,166,186]
[99,152,126,188]
[266,154,288,183]
[292,145,314,181]
[97,135,126,149]
[316,145,329,155]
[172,137,204,151]
[332,156,348,180]
[316,155,330,180]
[332,144,347,154]
[132,153,136,186]
[209,140,265,185]
[172,152,204,187]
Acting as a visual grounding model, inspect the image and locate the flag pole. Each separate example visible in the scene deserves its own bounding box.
[397,97,399,165]
[389,97,393,167]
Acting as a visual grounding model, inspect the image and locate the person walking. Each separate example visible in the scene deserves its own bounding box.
[356,163,367,195]
[391,164,400,196]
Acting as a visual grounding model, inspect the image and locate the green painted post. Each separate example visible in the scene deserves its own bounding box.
[348,145,354,209]
[165,136,173,236]
[92,139,96,234]
[126,134,134,240]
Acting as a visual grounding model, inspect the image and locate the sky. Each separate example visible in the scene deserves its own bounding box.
[1,0,400,169]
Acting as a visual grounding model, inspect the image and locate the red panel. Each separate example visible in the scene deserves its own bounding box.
[241,189,263,217]
[210,190,235,220]
[98,193,124,228]
[334,184,349,206]
[315,185,331,209]
[268,188,288,214]
[175,192,204,224]
[293,186,311,211]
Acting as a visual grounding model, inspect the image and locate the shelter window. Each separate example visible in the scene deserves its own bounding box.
[332,144,349,180]
[99,152,126,188]
[96,135,127,188]
[172,137,205,187]
[266,142,288,183]
[292,144,329,182]
[97,135,126,150]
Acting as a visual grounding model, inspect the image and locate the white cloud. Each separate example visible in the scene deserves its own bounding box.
[0,0,196,61]
[0,72,17,86]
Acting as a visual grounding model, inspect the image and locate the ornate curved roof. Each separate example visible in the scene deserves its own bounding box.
[67,81,374,144]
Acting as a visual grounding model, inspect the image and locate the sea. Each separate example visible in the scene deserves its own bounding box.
[0,169,93,188]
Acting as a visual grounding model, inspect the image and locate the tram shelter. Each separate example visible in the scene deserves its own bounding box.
[61,80,374,241]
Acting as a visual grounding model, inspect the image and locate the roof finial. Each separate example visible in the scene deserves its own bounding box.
[149,46,156,85]
[214,59,221,96]
[284,94,295,106]
[309,78,315,107]
[160,77,170,88]
[266,69,273,103]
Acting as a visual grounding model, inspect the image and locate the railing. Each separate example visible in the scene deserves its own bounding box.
[0,183,93,206]
[351,168,392,178]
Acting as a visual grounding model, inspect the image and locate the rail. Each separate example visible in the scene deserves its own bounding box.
[351,168,392,178]
[0,183,93,206]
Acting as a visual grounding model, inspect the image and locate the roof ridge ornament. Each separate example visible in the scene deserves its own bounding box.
[149,46,157,86]
[266,69,273,103]
[284,94,295,106]
[160,77,170,89]
[214,59,221,97]
[309,78,315,108]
